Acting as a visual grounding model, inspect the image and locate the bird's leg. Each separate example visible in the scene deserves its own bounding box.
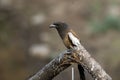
[74,46,80,51]
[67,49,73,53]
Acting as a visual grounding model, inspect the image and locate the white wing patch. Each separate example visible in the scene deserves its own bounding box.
[68,32,80,47]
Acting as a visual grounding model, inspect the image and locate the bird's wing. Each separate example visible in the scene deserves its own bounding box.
[68,32,80,46]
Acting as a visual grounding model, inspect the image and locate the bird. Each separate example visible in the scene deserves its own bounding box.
[49,22,85,80]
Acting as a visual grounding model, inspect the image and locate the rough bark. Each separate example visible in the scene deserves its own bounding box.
[28,45,112,80]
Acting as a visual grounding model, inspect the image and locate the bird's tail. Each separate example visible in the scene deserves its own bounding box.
[78,64,85,80]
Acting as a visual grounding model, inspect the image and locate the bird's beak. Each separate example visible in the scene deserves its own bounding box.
[49,24,56,28]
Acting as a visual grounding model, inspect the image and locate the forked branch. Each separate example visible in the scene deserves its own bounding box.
[28,45,112,80]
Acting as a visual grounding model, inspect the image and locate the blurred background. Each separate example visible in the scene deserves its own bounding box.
[0,0,120,80]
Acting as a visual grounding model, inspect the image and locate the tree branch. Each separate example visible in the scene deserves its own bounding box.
[28,45,112,80]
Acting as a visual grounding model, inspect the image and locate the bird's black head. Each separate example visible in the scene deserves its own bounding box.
[49,22,68,31]
[50,22,69,39]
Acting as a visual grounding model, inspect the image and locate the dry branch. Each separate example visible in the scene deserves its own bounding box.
[28,45,112,80]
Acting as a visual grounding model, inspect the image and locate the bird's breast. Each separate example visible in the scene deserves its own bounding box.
[63,34,72,49]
